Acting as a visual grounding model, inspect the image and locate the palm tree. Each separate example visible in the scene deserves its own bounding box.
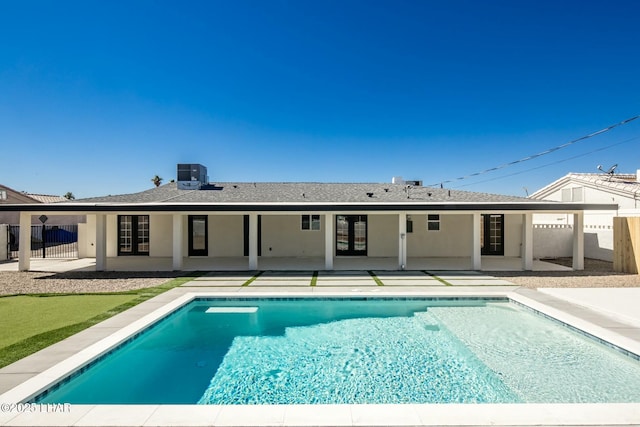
[151,175,163,187]
[63,192,75,200]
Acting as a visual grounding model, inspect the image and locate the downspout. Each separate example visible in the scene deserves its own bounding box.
[400,232,406,270]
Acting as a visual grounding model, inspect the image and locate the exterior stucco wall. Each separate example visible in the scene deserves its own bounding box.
[504,214,523,257]
[532,178,632,261]
[151,215,172,257]
[407,214,473,257]
[209,215,245,257]
[537,184,637,208]
[585,229,613,261]
[368,214,397,257]
[78,218,95,258]
[532,225,573,259]
[102,214,174,258]
[260,215,324,257]
[106,215,118,257]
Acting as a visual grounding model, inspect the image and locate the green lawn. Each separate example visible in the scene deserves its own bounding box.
[0,295,137,349]
[0,275,199,368]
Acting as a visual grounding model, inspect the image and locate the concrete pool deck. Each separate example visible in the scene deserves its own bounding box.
[1,272,640,426]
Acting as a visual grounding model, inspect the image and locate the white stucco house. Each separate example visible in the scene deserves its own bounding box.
[0,164,618,272]
[530,169,640,261]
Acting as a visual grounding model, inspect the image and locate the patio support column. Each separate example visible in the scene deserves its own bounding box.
[18,211,31,271]
[398,212,407,270]
[95,213,107,271]
[324,213,334,270]
[248,213,258,270]
[522,213,533,271]
[572,212,584,270]
[172,214,183,271]
[472,212,481,270]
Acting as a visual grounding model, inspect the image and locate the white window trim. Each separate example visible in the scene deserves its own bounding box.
[301,214,321,231]
[561,186,584,202]
[427,214,440,231]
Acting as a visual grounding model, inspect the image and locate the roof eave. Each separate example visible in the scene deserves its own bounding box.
[0,201,619,213]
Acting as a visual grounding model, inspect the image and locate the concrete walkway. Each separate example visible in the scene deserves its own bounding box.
[539,287,640,328]
[186,270,519,289]
[0,258,96,272]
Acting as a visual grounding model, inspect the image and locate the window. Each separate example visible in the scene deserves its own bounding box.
[301,214,320,231]
[406,216,413,233]
[118,215,149,255]
[561,187,583,202]
[0,190,6,200]
[427,214,440,231]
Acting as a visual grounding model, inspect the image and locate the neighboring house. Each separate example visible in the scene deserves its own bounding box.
[0,184,42,224]
[0,184,85,225]
[0,164,617,272]
[530,169,640,261]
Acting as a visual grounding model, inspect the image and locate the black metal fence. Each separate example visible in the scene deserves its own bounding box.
[8,224,79,259]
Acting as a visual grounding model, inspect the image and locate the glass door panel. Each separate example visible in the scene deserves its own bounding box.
[189,215,208,256]
[137,215,149,254]
[354,217,367,252]
[336,215,367,256]
[119,215,132,254]
[336,215,349,252]
[481,214,504,255]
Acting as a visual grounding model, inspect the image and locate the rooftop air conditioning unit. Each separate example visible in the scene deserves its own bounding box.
[177,164,208,190]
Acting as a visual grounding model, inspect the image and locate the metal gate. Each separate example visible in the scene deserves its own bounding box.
[8,224,78,259]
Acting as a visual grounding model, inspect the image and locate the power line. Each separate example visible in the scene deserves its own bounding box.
[452,135,640,189]
[427,115,640,188]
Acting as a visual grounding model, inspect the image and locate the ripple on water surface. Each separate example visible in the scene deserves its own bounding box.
[198,311,519,404]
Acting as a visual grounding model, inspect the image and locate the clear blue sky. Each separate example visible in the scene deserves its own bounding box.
[1,0,639,199]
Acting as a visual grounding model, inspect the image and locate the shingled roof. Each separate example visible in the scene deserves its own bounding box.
[75,181,533,204]
[0,181,617,213]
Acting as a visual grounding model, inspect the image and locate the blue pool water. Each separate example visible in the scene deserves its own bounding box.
[36,298,640,404]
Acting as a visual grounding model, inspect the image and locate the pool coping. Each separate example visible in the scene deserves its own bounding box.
[2,285,640,426]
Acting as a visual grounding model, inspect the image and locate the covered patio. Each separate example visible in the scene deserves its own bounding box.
[3,178,616,273]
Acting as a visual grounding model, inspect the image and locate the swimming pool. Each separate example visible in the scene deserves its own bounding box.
[31,297,640,405]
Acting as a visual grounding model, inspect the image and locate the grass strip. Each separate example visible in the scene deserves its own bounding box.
[423,270,453,286]
[241,271,263,286]
[0,295,136,349]
[310,271,318,287]
[367,271,385,286]
[0,273,201,369]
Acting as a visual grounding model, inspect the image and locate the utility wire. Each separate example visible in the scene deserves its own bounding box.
[452,135,640,189]
[427,115,640,188]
